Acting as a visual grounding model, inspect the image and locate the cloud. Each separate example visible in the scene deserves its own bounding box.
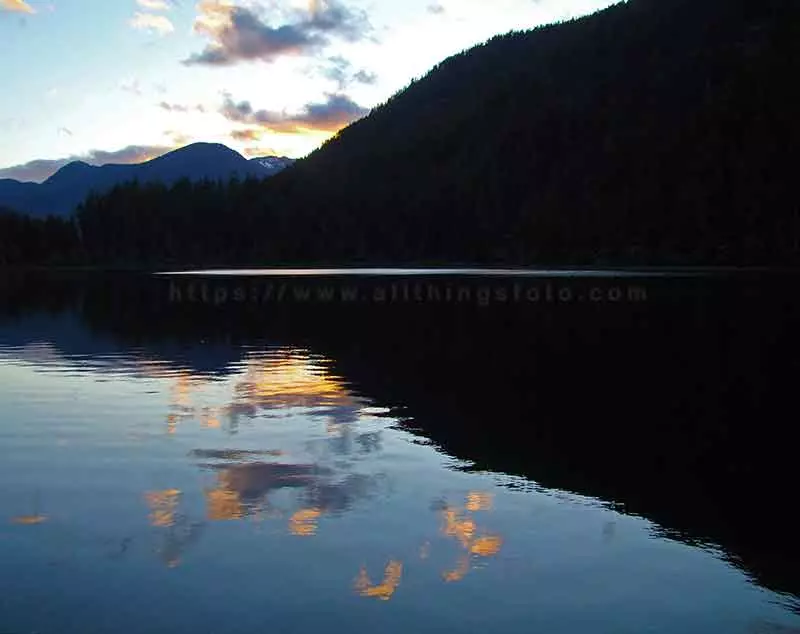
[83,145,175,165]
[352,69,377,85]
[184,0,370,66]
[320,55,377,90]
[220,92,369,134]
[0,159,66,182]
[164,129,192,145]
[137,0,173,9]
[0,0,35,13]
[159,101,206,113]
[130,11,175,34]
[0,144,175,183]
[242,146,281,158]
[120,78,143,95]
[230,129,263,142]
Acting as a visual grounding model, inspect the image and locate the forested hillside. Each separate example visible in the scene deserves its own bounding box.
[4,0,799,268]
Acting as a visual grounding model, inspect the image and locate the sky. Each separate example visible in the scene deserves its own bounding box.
[0,0,618,182]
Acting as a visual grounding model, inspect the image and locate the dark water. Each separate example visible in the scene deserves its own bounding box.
[1,269,798,634]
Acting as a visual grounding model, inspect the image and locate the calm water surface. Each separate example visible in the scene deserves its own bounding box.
[0,270,798,634]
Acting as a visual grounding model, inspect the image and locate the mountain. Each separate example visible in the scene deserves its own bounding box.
[0,143,292,218]
[5,0,800,267]
[249,156,296,174]
[263,0,800,265]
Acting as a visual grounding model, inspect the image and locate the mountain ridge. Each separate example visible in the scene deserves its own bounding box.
[2,0,799,266]
[0,143,295,218]
[262,0,799,265]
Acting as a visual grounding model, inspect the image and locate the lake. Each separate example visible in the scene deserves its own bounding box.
[1,269,798,634]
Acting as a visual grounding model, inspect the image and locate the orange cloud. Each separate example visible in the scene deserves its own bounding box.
[220,92,369,135]
[231,129,264,143]
[1,0,35,12]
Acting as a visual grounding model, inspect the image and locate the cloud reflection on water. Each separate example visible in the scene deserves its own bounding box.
[141,347,504,597]
[3,343,504,601]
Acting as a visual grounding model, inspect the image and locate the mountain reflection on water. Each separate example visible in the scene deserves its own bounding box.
[0,270,799,634]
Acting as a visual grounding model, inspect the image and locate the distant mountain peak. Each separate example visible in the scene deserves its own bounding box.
[44,160,96,186]
[249,156,296,174]
[175,142,241,154]
[151,143,246,164]
[0,143,291,217]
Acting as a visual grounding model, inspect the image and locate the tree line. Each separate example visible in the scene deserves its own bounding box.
[1,0,798,268]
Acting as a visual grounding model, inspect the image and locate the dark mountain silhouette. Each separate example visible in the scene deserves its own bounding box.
[0,143,293,218]
[0,181,39,216]
[2,0,799,267]
[265,0,799,266]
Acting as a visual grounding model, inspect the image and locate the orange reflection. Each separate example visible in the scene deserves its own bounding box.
[145,489,181,527]
[157,519,205,569]
[354,560,403,601]
[470,535,503,557]
[161,351,360,436]
[163,371,214,435]
[438,493,503,583]
[289,508,322,536]
[200,458,329,525]
[205,487,244,521]
[137,352,510,590]
[170,374,197,409]
[203,416,221,429]
[235,352,356,410]
[442,508,476,548]
[466,491,493,512]
[10,514,48,525]
[443,554,471,583]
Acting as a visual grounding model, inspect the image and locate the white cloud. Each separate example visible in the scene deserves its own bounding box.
[137,0,171,9]
[130,11,175,35]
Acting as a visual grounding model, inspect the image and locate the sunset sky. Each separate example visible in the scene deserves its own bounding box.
[0,0,617,182]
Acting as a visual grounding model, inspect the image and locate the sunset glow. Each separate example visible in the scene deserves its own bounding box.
[0,0,618,181]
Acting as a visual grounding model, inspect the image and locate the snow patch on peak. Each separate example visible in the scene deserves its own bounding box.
[250,156,296,173]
